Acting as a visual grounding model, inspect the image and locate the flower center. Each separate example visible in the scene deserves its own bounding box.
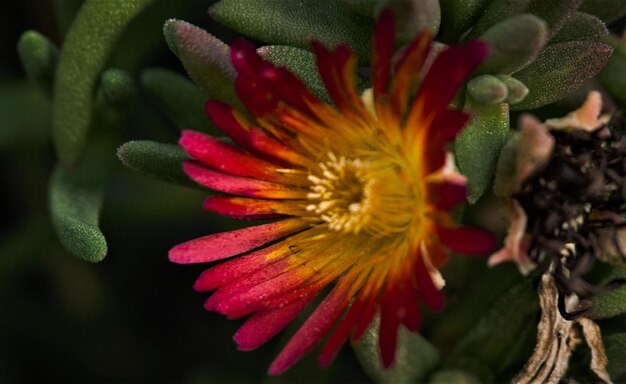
[306,152,417,235]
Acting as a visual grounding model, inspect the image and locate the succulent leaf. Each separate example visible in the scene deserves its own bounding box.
[17,30,58,95]
[549,11,608,43]
[354,316,440,384]
[375,0,441,42]
[467,75,509,105]
[337,0,378,17]
[51,0,154,169]
[439,0,492,42]
[456,100,510,203]
[117,140,195,188]
[141,68,216,133]
[604,333,626,380]
[99,69,136,106]
[49,151,109,263]
[586,266,626,320]
[468,0,533,39]
[478,14,548,75]
[258,45,329,102]
[526,0,584,39]
[598,36,626,108]
[163,19,241,110]
[510,40,612,110]
[209,0,373,64]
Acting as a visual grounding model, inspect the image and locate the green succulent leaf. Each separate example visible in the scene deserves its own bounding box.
[49,149,110,263]
[497,75,529,104]
[604,333,626,380]
[467,75,508,105]
[209,0,373,64]
[478,14,548,75]
[598,36,626,108]
[446,277,539,379]
[526,0,584,39]
[439,0,492,42]
[455,100,510,204]
[52,0,154,169]
[468,0,533,39]
[141,68,216,133]
[469,0,583,40]
[163,19,241,109]
[510,40,612,110]
[258,45,329,102]
[375,0,441,42]
[17,30,58,94]
[337,0,377,17]
[586,266,626,320]
[549,12,608,44]
[354,316,440,384]
[117,140,195,188]
[580,0,626,23]
[99,69,136,106]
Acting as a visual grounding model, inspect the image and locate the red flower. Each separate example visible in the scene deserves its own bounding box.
[170,10,495,374]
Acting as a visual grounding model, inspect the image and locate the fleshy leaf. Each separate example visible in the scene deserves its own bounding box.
[604,333,626,380]
[469,0,583,40]
[354,316,440,384]
[447,278,539,378]
[99,69,136,106]
[141,68,216,133]
[586,266,626,320]
[209,0,373,64]
[510,40,612,110]
[497,75,529,104]
[337,0,377,17]
[477,14,547,75]
[439,0,492,42]
[117,140,195,187]
[162,19,240,108]
[375,0,441,42]
[468,0,533,39]
[598,36,626,108]
[52,0,154,169]
[467,75,508,105]
[455,99,510,203]
[526,0,585,39]
[17,30,58,94]
[549,12,608,44]
[49,149,109,263]
[579,0,626,23]
[257,46,329,102]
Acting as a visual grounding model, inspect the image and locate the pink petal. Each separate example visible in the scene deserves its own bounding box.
[204,100,253,150]
[311,42,366,117]
[203,196,307,220]
[179,130,290,184]
[318,297,364,367]
[183,161,307,199]
[193,242,290,291]
[268,283,350,375]
[436,225,497,255]
[234,296,313,351]
[204,260,290,310]
[169,218,310,264]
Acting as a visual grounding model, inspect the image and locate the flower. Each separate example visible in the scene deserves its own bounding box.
[169,10,495,374]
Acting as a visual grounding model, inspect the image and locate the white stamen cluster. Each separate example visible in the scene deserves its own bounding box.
[306,153,373,233]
